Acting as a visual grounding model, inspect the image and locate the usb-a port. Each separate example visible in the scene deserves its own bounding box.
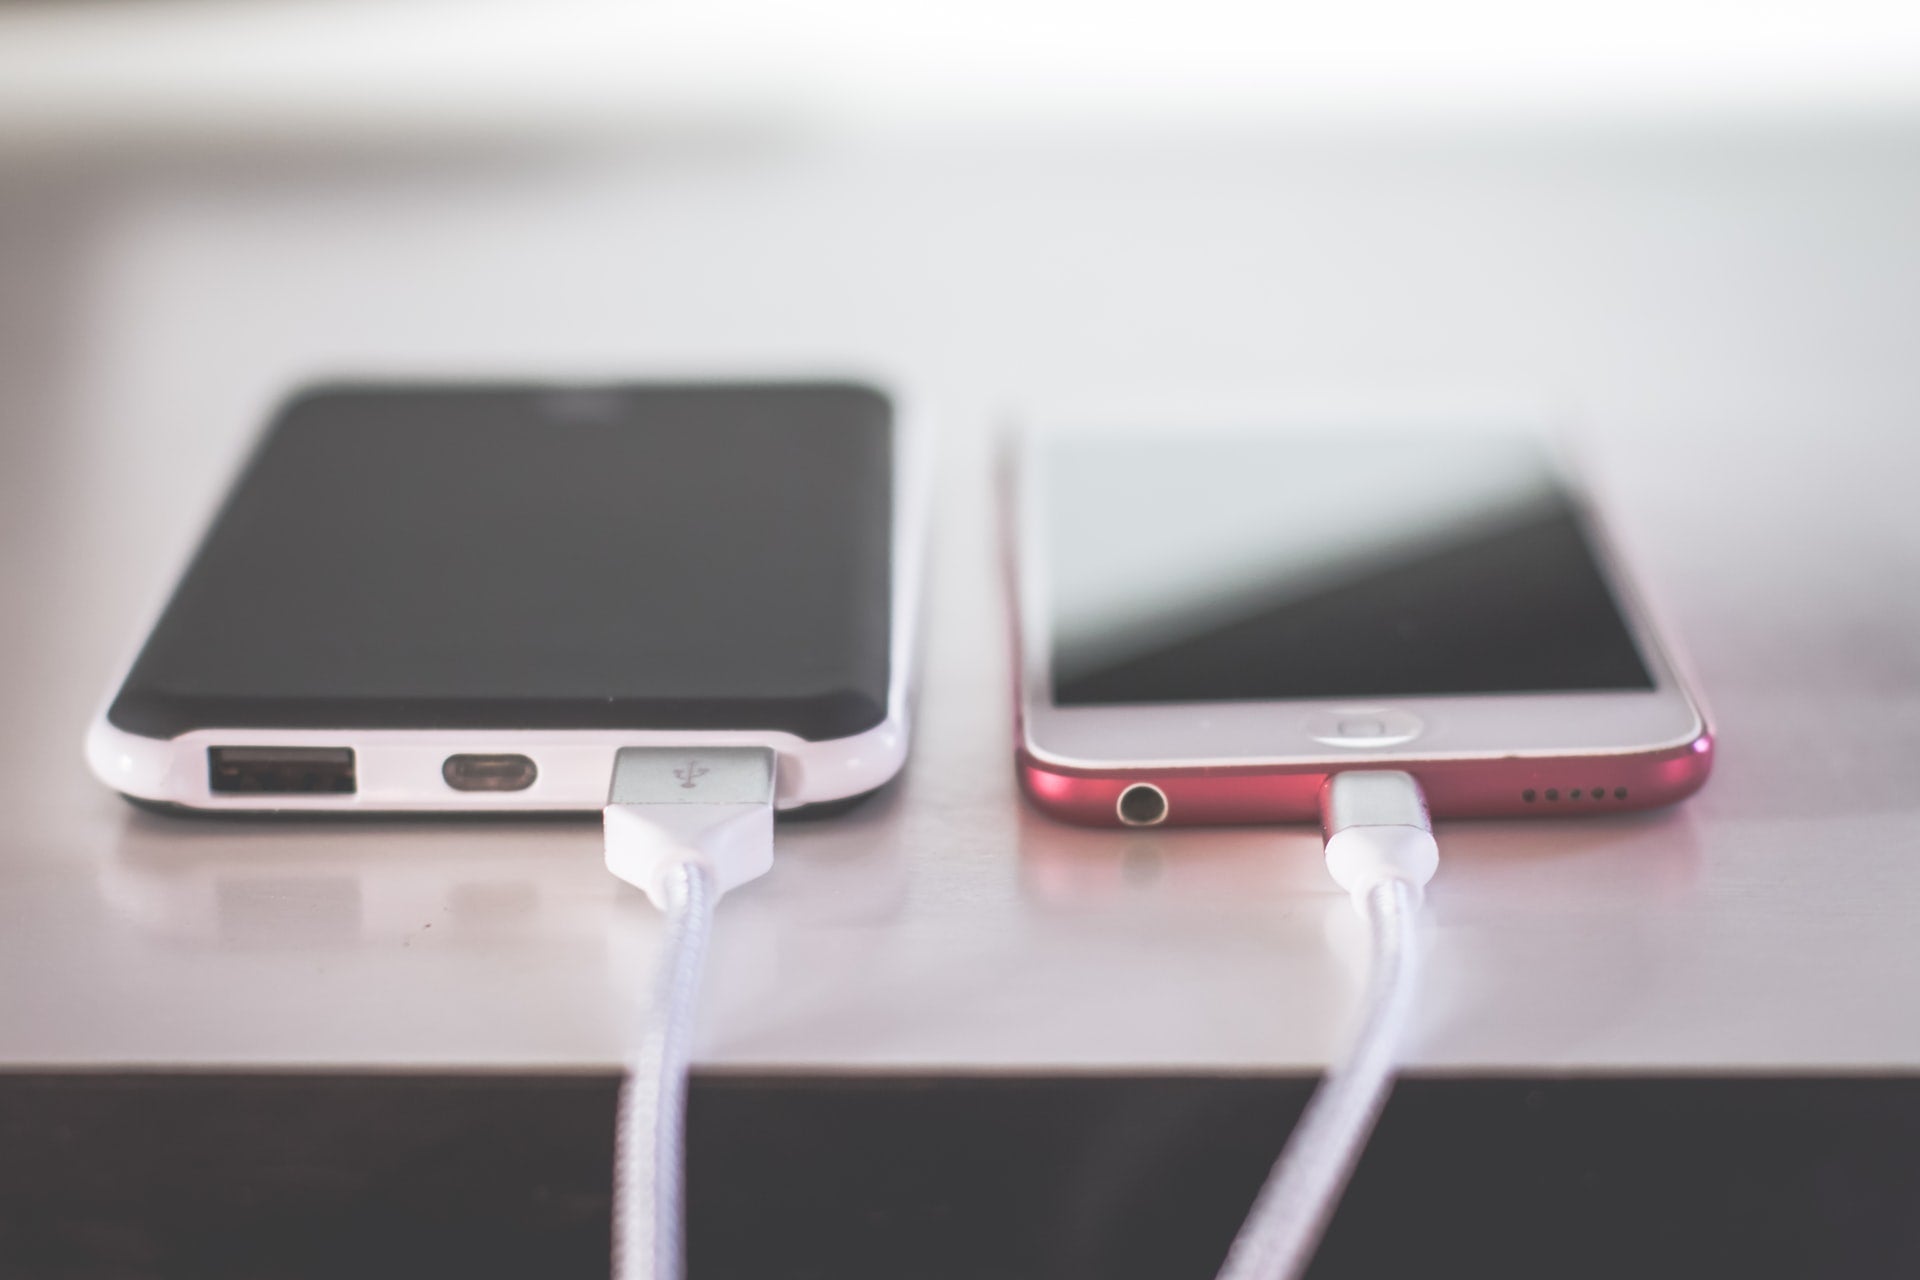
[209,747,356,795]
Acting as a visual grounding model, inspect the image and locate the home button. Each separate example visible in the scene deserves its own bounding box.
[1307,708,1424,748]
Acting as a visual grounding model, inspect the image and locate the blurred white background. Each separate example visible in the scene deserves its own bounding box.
[4,0,1920,147]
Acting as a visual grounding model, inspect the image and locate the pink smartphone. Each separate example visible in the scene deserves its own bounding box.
[1013,425,1712,827]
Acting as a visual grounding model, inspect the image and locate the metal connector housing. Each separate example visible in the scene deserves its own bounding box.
[608,746,776,807]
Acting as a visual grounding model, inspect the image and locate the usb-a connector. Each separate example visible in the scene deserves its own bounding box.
[603,746,777,908]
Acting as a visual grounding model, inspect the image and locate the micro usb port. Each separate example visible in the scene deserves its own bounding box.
[209,747,357,795]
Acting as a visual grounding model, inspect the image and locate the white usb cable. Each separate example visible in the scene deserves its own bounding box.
[602,755,1432,1280]
[603,746,779,1280]
[1217,770,1438,1280]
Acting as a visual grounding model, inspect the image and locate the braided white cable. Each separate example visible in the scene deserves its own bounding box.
[1216,877,1424,1280]
[613,859,717,1280]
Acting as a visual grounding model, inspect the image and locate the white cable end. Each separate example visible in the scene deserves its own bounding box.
[605,803,773,908]
[1323,825,1438,908]
[604,746,777,910]
[1320,770,1438,910]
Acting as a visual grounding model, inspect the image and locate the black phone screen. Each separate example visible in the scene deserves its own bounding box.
[109,383,894,741]
[1043,433,1653,706]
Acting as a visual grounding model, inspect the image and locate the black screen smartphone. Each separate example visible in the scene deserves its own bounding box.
[88,381,914,813]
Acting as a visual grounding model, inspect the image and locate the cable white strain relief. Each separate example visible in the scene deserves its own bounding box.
[1320,770,1438,911]
[603,746,778,910]
[1322,826,1438,909]
[605,804,773,909]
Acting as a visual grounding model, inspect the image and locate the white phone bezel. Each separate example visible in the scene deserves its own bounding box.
[86,386,930,813]
[1014,422,1707,772]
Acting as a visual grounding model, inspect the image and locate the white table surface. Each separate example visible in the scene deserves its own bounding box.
[3,120,1917,1072]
